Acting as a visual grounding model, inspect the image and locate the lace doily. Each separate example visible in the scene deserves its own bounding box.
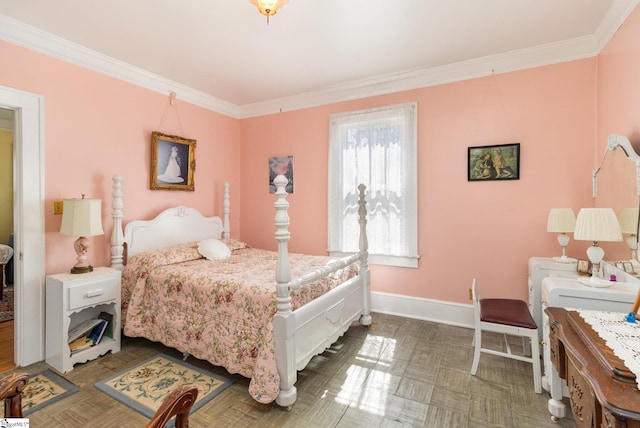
[576,309,640,389]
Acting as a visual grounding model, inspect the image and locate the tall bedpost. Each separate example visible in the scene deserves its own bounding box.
[272,174,297,408]
[111,175,124,270]
[223,182,230,239]
[273,175,292,309]
[358,183,372,326]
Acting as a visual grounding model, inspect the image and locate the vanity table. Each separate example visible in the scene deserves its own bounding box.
[541,265,639,418]
[545,307,640,427]
[534,133,640,420]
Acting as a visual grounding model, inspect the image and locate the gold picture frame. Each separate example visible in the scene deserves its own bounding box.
[576,259,592,276]
[150,131,196,191]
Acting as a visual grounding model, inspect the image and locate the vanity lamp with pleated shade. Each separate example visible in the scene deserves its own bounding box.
[574,208,622,287]
[618,207,640,264]
[547,208,576,263]
[60,196,104,274]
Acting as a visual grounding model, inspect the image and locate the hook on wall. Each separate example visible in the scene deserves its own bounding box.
[169,91,176,106]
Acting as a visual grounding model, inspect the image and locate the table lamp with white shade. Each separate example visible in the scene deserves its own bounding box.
[573,207,622,287]
[618,207,639,267]
[546,208,576,263]
[60,196,104,274]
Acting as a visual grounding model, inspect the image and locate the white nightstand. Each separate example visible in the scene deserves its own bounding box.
[45,267,121,373]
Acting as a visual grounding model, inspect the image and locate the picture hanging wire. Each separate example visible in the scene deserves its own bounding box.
[157,91,185,136]
[470,68,516,142]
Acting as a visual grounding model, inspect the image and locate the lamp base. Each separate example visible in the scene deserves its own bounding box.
[70,265,93,274]
[70,236,93,274]
[578,276,612,288]
[553,256,576,264]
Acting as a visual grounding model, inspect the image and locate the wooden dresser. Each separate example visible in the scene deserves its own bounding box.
[545,307,640,427]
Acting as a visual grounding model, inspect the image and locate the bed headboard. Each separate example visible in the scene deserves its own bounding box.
[110,175,230,269]
[124,206,224,258]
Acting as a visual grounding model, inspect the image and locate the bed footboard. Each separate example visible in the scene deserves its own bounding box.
[271,175,370,408]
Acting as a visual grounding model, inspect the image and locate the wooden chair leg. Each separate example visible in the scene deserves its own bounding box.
[470,328,482,375]
[530,333,542,393]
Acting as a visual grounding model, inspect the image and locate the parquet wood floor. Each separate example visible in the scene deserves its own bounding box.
[0,320,15,372]
[1,313,577,427]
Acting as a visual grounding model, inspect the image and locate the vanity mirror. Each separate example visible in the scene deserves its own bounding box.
[593,134,640,265]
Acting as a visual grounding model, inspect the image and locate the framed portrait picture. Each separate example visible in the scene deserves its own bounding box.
[468,143,520,181]
[623,262,636,274]
[150,131,196,191]
[269,155,294,193]
[576,259,592,276]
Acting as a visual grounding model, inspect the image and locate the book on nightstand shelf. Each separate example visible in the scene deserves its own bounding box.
[68,318,104,343]
[69,336,93,354]
[87,319,108,344]
[98,311,113,339]
[67,312,113,354]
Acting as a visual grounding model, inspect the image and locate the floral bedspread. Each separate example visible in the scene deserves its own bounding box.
[121,240,359,403]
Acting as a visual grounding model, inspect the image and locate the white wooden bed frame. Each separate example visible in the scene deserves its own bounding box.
[109,174,372,407]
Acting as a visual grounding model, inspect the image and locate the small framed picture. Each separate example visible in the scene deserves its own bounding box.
[623,262,635,274]
[577,259,592,276]
[468,143,520,181]
[150,131,196,191]
[269,155,294,193]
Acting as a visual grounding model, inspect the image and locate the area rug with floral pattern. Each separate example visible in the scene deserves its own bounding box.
[94,354,233,420]
[0,286,14,322]
[22,369,79,415]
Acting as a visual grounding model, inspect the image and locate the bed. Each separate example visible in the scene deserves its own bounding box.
[109,174,372,407]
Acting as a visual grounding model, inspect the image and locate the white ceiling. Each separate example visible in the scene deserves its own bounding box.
[0,1,638,118]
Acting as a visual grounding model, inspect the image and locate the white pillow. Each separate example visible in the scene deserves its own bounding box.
[198,238,231,260]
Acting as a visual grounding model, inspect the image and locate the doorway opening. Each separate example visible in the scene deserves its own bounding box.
[0,107,14,371]
[0,86,45,367]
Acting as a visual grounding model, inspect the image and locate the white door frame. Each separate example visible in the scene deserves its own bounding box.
[0,85,45,366]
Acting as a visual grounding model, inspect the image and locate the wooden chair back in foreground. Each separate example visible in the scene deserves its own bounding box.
[146,386,199,428]
[470,278,541,393]
[0,372,29,418]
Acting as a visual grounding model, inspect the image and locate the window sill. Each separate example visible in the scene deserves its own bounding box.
[329,252,419,268]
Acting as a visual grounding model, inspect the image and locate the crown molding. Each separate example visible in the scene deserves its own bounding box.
[0,14,242,119]
[2,0,638,119]
[593,0,640,48]
[239,35,601,118]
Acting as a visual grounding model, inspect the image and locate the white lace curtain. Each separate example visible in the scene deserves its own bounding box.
[328,102,418,267]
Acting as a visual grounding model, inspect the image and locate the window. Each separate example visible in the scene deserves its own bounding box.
[328,102,418,268]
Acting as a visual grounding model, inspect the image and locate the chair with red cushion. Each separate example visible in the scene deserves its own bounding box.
[470,278,541,393]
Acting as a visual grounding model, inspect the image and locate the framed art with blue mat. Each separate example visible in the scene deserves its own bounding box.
[23,369,79,415]
[94,354,232,422]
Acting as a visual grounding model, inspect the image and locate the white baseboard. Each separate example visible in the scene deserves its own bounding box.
[371,291,474,329]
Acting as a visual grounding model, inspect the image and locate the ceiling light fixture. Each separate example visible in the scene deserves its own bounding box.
[249,0,288,24]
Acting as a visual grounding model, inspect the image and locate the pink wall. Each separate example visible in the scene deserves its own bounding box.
[8,6,640,304]
[0,40,243,275]
[240,60,596,303]
[597,5,640,150]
